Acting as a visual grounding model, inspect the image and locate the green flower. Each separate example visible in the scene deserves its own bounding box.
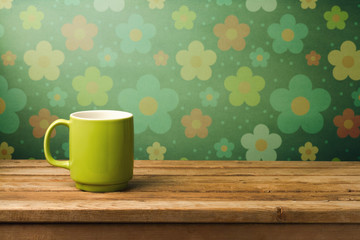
[47,87,68,107]
[324,6,348,30]
[214,138,234,158]
[216,0,232,6]
[0,75,27,134]
[19,5,44,30]
[352,88,360,107]
[172,6,196,30]
[267,14,308,54]
[62,142,69,158]
[246,0,277,12]
[116,14,156,53]
[200,87,219,107]
[249,47,270,67]
[241,124,281,161]
[72,66,113,106]
[270,74,331,134]
[98,47,118,67]
[224,66,265,107]
[118,74,179,134]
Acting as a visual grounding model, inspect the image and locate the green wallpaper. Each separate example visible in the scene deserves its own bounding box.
[0,0,359,161]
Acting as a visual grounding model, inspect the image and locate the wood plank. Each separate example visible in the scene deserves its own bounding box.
[2,175,360,184]
[1,159,359,168]
[0,176,359,193]
[1,166,359,176]
[1,200,360,223]
[1,223,360,240]
[1,191,359,202]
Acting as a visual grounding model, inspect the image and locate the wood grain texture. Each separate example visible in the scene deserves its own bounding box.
[0,160,360,225]
[1,223,360,240]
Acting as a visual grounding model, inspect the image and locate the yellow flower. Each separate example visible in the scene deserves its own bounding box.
[176,41,216,81]
[300,0,317,9]
[19,5,44,30]
[147,0,165,9]
[328,41,360,81]
[299,142,318,161]
[0,0,12,9]
[146,142,166,160]
[0,142,14,159]
[24,41,65,81]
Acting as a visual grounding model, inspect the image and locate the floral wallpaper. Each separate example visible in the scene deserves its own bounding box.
[0,0,359,161]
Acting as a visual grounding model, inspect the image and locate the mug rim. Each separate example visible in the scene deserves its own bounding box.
[70,110,133,121]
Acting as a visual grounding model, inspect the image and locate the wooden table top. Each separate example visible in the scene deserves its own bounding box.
[1,160,360,224]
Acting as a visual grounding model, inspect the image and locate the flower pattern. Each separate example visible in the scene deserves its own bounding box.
[172,6,196,30]
[216,0,232,6]
[61,15,98,51]
[224,66,265,107]
[246,0,277,12]
[73,67,113,106]
[200,87,219,107]
[0,142,14,159]
[352,88,360,107]
[270,74,331,134]
[181,108,212,138]
[214,138,234,158]
[98,48,118,67]
[1,51,16,66]
[176,41,216,81]
[300,0,317,9]
[0,0,12,9]
[116,14,156,54]
[306,50,321,66]
[267,14,308,54]
[24,41,65,81]
[328,41,360,81]
[62,142,69,158]
[333,108,360,138]
[324,6,348,30]
[241,124,282,161]
[94,0,125,12]
[153,50,168,66]
[29,108,58,138]
[299,142,318,161]
[147,0,165,9]
[0,1,360,161]
[19,6,44,30]
[250,47,270,67]
[118,74,178,134]
[213,15,250,51]
[0,76,26,134]
[47,87,68,107]
[147,142,166,160]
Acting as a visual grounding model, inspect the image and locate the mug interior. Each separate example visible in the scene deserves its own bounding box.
[71,110,133,120]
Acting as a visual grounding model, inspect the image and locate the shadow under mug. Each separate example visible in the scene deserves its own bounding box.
[43,110,134,192]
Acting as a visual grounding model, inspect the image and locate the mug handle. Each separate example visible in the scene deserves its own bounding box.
[43,119,70,170]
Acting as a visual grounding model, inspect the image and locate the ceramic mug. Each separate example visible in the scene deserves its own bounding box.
[43,110,134,192]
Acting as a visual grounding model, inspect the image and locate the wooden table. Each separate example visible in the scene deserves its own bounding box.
[1,160,360,240]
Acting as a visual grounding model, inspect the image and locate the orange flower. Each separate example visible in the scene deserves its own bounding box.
[333,108,360,138]
[61,15,98,51]
[1,51,16,66]
[153,50,169,66]
[29,108,58,138]
[305,50,321,66]
[181,108,212,138]
[213,15,250,51]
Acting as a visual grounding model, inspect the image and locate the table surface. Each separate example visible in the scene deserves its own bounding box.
[1,160,360,224]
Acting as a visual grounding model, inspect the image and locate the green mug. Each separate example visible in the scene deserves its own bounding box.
[44,110,134,192]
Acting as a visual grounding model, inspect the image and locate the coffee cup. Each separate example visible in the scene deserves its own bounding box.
[43,110,134,192]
